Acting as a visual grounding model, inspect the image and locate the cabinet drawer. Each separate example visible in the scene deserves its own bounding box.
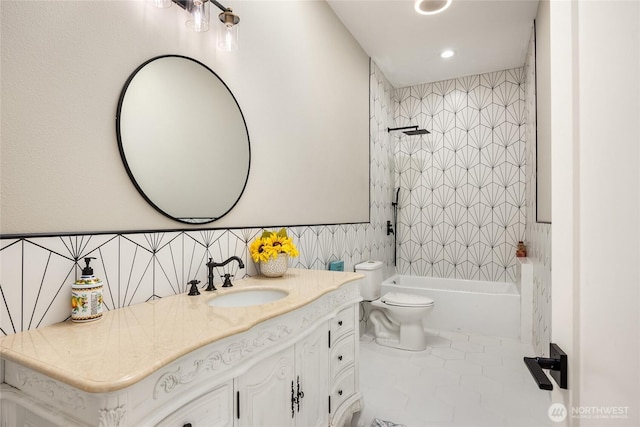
[330,334,355,380]
[330,366,355,413]
[330,306,355,345]
[155,382,232,427]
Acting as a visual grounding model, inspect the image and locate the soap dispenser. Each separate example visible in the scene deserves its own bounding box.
[71,257,103,322]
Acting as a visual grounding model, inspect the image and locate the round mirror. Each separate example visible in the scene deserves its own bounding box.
[116,55,250,224]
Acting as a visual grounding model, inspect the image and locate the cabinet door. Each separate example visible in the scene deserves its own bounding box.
[6,406,59,427]
[155,381,233,427]
[1,396,69,427]
[294,323,329,427]
[236,347,295,427]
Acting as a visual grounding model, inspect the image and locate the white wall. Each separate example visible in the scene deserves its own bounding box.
[0,0,370,235]
[549,0,579,417]
[577,1,639,423]
[550,0,640,424]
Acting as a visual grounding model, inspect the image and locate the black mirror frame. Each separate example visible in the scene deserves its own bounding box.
[115,55,251,224]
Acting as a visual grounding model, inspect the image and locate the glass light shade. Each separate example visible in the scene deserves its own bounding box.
[147,0,172,8]
[217,21,239,51]
[186,0,210,32]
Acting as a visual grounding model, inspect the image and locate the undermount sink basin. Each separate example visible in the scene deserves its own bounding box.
[207,289,289,308]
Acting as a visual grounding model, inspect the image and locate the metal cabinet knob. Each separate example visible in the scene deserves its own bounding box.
[338,320,343,326]
[338,355,343,361]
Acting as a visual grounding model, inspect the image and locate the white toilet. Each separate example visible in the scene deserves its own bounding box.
[355,261,434,351]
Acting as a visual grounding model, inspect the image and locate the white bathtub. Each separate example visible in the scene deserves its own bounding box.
[380,275,521,339]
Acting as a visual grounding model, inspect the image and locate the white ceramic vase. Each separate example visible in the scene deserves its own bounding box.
[260,253,289,277]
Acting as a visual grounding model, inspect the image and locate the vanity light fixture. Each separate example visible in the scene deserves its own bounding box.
[186,0,210,32]
[415,0,452,15]
[440,49,455,58]
[147,0,240,51]
[217,6,240,51]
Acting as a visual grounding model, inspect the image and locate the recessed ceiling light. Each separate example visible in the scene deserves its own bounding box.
[440,50,455,58]
[415,0,453,15]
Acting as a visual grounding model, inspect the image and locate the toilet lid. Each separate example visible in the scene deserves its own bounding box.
[381,292,434,307]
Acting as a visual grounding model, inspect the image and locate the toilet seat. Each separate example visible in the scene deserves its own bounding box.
[380,292,434,307]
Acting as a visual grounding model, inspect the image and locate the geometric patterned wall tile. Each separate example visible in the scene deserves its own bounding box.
[1,218,398,336]
[393,66,527,284]
[0,240,22,335]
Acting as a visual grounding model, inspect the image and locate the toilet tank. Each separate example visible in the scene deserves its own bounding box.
[354,260,384,301]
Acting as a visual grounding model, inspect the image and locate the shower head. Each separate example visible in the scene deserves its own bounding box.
[403,128,430,136]
[387,125,430,136]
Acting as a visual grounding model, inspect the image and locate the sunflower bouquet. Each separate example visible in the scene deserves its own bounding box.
[250,228,299,263]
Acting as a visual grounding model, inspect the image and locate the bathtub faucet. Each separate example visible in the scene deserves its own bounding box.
[205,256,245,290]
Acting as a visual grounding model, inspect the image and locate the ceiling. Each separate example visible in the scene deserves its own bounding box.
[327,0,539,88]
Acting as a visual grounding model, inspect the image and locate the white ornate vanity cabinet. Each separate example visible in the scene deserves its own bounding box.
[0,269,363,427]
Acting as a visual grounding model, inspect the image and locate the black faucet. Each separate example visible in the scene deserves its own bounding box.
[222,273,234,288]
[205,256,245,290]
[187,279,201,296]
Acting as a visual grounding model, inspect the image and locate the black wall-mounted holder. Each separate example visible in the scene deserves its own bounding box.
[524,343,568,390]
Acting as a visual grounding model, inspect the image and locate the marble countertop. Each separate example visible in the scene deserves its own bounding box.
[0,269,363,393]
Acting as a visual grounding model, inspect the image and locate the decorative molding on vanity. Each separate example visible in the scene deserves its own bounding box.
[15,367,86,410]
[153,281,361,400]
[154,324,293,398]
[301,284,360,327]
[98,404,126,427]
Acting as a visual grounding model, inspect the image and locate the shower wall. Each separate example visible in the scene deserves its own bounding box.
[392,69,526,283]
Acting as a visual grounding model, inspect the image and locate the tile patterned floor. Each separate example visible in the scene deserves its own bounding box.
[356,329,553,427]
